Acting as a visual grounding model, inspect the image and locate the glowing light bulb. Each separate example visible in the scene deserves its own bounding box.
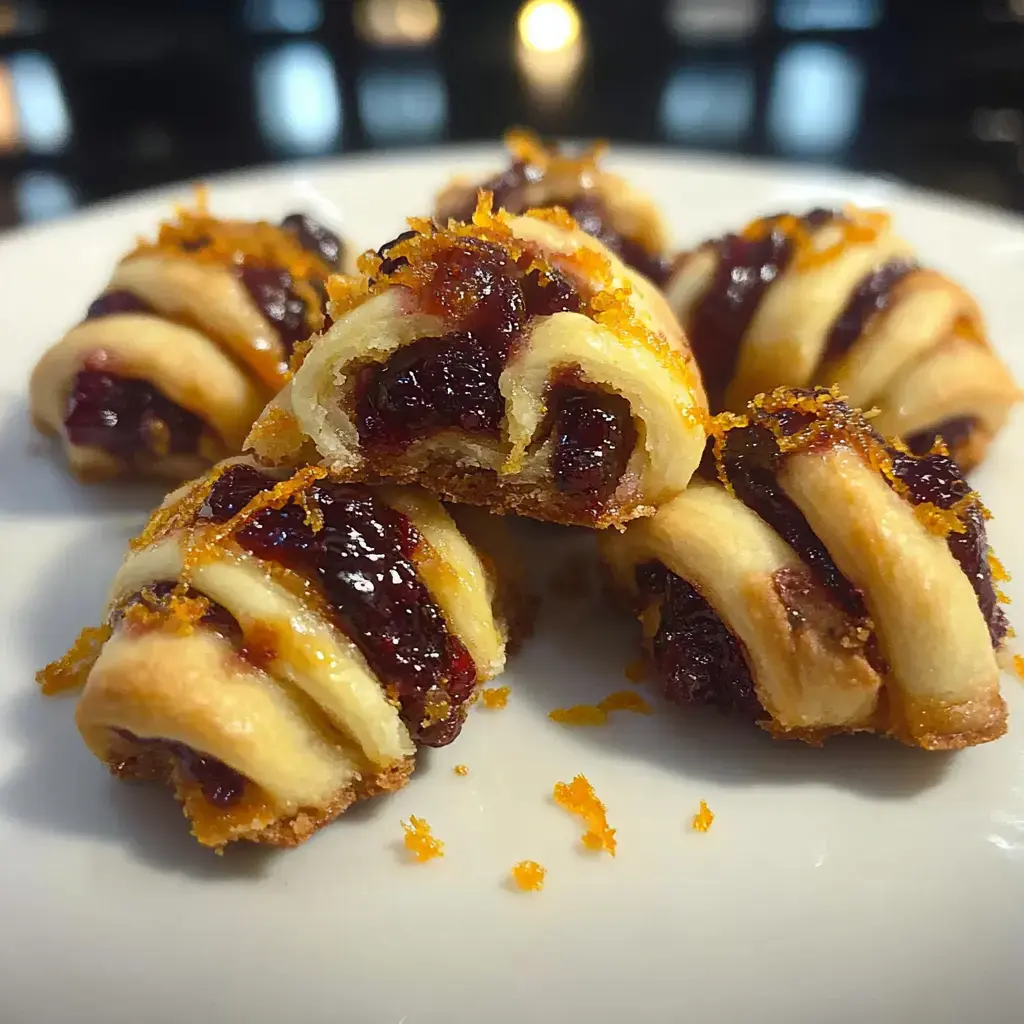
[517,0,580,54]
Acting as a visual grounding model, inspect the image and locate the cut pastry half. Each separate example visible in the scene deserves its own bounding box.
[247,197,707,528]
[38,459,513,849]
[601,386,1010,749]
[665,206,1020,470]
[435,128,673,285]
[29,197,343,481]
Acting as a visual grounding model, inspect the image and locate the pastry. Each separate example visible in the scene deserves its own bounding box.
[435,129,673,285]
[665,206,1020,469]
[246,197,707,528]
[601,386,1010,749]
[38,459,512,848]
[29,198,342,481]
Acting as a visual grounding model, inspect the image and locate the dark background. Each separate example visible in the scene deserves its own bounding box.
[0,0,1022,228]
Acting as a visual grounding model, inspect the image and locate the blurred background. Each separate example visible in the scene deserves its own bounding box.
[0,0,1021,228]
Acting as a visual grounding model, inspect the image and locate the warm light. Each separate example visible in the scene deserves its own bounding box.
[517,0,580,54]
[355,0,441,48]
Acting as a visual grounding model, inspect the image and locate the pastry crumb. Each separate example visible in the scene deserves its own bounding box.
[480,685,510,709]
[401,815,444,862]
[549,690,652,726]
[691,800,714,833]
[511,860,546,891]
[553,774,616,855]
[453,764,469,776]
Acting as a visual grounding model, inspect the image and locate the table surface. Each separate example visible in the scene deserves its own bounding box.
[0,0,1022,229]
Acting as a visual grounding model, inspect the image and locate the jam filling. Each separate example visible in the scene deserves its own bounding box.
[200,464,478,746]
[636,561,761,716]
[821,258,918,364]
[64,369,205,462]
[889,448,1007,646]
[443,160,671,284]
[904,417,977,459]
[114,728,247,807]
[280,211,343,270]
[86,290,154,320]
[688,209,836,412]
[115,581,243,645]
[355,237,635,504]
[238,264,313,356]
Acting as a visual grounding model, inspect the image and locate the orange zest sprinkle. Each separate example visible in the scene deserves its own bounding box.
[624,658,648,684]
[36,624,112,695]
[553,774,616,855]
[453,764,469,777]
[120,588,211,636]
[480,685,510,709]
[549,690,652,726]
[1012,655,1024,682]
[401,816,444,862]
[510,860,547,891]
[691,800,715,832]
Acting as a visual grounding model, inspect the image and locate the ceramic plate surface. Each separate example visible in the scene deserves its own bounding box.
[2,148,1023,1024]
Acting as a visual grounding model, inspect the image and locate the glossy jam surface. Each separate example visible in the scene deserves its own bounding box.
[280,212,343,270]
[905,417,976,459]
[550,384,635,501]
[202,464,477,745]
[64,370,205,461]
[115,728,247,807]
[890,449,1008,645]
[85,290,154,320]
[822,258,918,364]
[636,561,760,716]
[689,209,835,411]
[238,265,311,355]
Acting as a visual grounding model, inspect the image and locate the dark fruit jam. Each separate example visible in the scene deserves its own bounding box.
[115,728,247,807]
[904,417,976,460]
[64,370,205,461]
[889,449,1007,646]
[550,384,635,502]
[280,211,343,270]
[636,561,761,716]
[86,290,153,320]
[238,265,312,355]
[201,464,478,746]
[688,209,836,412]
[821,258,918,364]
[355,237,635,503]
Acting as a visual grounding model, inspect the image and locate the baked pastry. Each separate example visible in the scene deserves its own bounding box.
[38,459,512,848]
[29,198,342,481]
[665,206,1019,470]
[601,386,1010,749]
[435,129,673,285]
[246,197,707,528]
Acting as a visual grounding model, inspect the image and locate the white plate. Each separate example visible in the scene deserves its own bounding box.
[2,148,1023,1024]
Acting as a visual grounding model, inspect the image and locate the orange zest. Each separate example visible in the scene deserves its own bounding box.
[510,860,547,891]
[1012,655,1024,683]
[36,624,112,695]
[553,774,616,855]
[549,690,652,726]
[480,685,510,710]
[453,764,469,777]
[401,816,444,862]
[624,658,648,684]
[691,800,715,833]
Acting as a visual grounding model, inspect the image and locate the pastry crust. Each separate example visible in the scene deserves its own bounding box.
[49,459,512,848]
[601,387,1009,749]
[247,204,707,528]
[28,201,339,482]
[666,208,1019,469]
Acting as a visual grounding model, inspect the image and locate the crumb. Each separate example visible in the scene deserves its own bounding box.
[1012,654,1024,682]
[453,764,469,776]
[691,800,714,833]
[480,686,510,710]
[624,658,648,684]
[511,860,546,891]
[553,774,616,855]
[549,690,653,726]
[401,815,444,862]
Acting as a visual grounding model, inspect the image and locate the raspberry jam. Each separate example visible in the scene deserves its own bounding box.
[85,290,153,319]
[64,370,205,462]
[889,448,1007,646]
[238,265,311,355]
[355,239,635,504]
[280,212,343,270]
[636,561,761,716]
[688,209,836,412]
[904,417,976,460]
[821,258,918,364]
[201,464,478,746]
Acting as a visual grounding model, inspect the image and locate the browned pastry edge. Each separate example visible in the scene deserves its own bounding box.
[107,742,414,850]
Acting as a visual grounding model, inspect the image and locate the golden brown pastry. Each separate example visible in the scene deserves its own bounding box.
[665,207,1019,470]
[435,129,672,285]
[601,387,1010,750]
[29,199,342,481]
[39,459,512,848]
[247,198,708,528]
